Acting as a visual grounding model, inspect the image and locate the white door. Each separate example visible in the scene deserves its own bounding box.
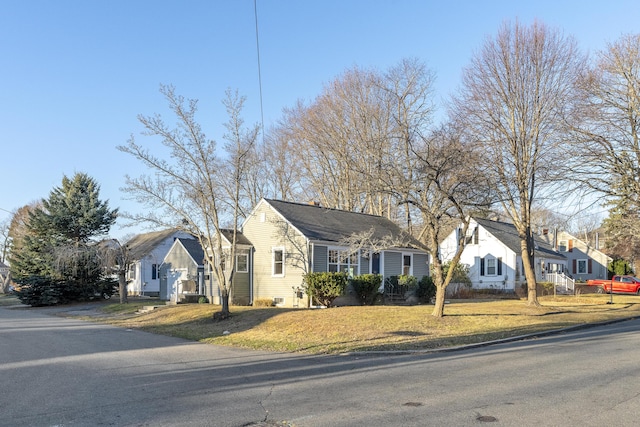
[166,268,188,302]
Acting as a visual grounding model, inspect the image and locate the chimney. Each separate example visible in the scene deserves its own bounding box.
[309,201,320,207]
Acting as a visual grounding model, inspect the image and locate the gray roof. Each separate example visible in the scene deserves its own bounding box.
[176,238,205,265]
[127,229,190,260]
[265,199,420,247]
[474,218,565,260]
[220,229,252,246]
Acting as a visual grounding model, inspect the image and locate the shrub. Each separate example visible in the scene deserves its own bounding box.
[351,274,382,305]
[303,272,349,307]
[440,261,472,286]
[416,275,436,303]
[13,276,63,306]
[198,296,209,304]
[253,298,274,307]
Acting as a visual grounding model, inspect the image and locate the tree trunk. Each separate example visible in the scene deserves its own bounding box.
[213,289,231,320]
[431,285,446,317]
[521,237,539,306]
[0,272,11,294]
[118,272,128,304]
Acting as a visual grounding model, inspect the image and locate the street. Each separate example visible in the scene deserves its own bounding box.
[1,305,639,426]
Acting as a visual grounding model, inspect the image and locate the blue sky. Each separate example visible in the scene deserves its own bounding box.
[1,0,638,239]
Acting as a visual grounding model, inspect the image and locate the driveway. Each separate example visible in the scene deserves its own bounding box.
[2,305,640,426]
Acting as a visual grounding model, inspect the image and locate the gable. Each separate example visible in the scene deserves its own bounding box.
[127,229,194,260]
[474,218,563,260]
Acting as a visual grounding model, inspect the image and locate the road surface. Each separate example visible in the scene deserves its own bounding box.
[1,305,639,426]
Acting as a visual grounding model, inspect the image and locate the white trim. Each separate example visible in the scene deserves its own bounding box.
[402,252,413,276]
[236,253,249,273]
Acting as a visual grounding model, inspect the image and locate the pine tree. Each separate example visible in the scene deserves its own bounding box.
[10,173,118,305]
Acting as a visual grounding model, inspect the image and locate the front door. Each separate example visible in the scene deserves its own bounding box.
[166,268,187,301]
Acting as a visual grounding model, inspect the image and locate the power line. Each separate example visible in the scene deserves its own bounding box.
[254,0,265,145]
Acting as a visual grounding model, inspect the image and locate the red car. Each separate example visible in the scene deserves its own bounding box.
[586,275,640,295]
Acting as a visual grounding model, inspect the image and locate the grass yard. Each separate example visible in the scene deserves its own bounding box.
[68,294,640,354]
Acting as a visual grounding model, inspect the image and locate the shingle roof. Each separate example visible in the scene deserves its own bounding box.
[474,218,564,260]
[220,229,252,246]
[127,229,188,260]
[264,199,420,247]
[176,238,205,265]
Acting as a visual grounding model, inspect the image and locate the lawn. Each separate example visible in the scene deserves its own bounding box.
[67,294,640,354]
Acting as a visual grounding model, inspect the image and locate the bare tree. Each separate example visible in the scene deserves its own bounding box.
[412,124,490,317]
[569,33,640,257]
[454,20,585,306]
[118,85,257,319]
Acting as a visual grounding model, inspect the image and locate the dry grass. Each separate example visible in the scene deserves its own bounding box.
[76,294,640,354]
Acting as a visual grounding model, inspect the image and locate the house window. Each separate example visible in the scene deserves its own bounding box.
[273,248,284,276]
[577,259,587,274]
[487,258,496,275]
[236,254,248,273]
[328,249,358,275]
[403,254,412,276]
[464,227,479,245]
[558,240,567,252]
[129,264,136,280]
[151,264,158,280]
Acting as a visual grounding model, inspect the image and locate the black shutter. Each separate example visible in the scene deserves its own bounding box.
[497,257,503,276]
[480,257,485,276]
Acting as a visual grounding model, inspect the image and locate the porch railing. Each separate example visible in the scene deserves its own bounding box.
[547,272,575,293]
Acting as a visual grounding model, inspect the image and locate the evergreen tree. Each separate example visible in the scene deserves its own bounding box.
[10,173,118,305]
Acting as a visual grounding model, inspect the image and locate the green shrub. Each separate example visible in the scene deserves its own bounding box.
[416,275,436,303]
[253,298,274,307]
[440,261,472,286]
[351,274,382,305]
[198,296,209,304]
[303,272,349,307]
[13,276,63,306]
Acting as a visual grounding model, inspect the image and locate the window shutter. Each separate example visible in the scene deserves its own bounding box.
[572,259,576,274]
[480,257,485,276]
[497,257,503,275]
[588,259,592,274]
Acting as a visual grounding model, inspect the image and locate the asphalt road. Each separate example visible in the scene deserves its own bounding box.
[1,305,640,427]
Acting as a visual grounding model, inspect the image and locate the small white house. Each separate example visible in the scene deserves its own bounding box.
[439,217,567,292]
[126,229,195,296]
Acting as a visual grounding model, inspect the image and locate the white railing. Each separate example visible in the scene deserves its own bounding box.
[547,272,575,293]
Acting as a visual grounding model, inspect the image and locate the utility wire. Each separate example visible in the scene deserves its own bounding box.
[254,0,265,145]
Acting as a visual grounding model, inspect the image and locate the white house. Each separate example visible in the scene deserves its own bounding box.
[439,217,567,292]
[126,229,195,296]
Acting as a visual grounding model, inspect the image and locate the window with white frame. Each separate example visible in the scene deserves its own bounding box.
[272,248,284,276]
[486,258,496,275]
[558,240,567,252]
[328,249,358,275]
[577,259,587,274]
[236,253,248,273]
[403,254,412,276]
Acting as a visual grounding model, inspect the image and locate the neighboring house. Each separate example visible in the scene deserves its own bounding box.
[205,229,254,305]
[539,230,611,282]
[439,217,567,292]
[159,238,206,302]
[126,229,195,296]
[0,260,8,275]
[241,198,429,307]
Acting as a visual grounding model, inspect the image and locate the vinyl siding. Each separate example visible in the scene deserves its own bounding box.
[313,245,328,272]
[384,251,402,279]
[242,200,309,307]
[413,253,429,279]
[360,252,370,275]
